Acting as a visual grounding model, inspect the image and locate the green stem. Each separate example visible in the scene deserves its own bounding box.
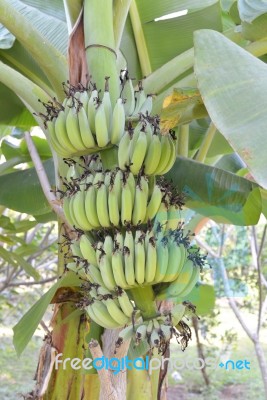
[143,48,194,95]
[195,122,217,163]
[84,0,119,105]
[177,124,189,157]
[129,0,152,77]
[0,0,67,98]
[130,286,157,319]
[100,147,118,170]
[113,0,132,52]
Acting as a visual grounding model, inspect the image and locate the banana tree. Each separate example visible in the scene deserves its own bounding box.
[0,0,267,399]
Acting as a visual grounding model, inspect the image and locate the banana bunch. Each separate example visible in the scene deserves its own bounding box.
[61,169,170,231]
[155,247,207,300]
[118,118,176,175]
[115,303,186,352]
[83,284,135,329]
[72,224,191,290]
[42,79,126,157]
[120,72,153,118]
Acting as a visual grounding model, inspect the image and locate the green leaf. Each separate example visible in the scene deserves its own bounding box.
[238,0,267,23]
[0,0,68,96]
[0,158,55,215]
[194,30,267,189]
[121,0,222,78]
[166,157,261,225]
[33,211,57,223]
[20,136,52,159]
[12,252,40,280]
[0,23,15,49]
[13,271,81,356]
[0,156,28,176]
[181,283,215,316]
[0,83,36,128]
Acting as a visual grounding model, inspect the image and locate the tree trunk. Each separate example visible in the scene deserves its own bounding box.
[254,339,267,398]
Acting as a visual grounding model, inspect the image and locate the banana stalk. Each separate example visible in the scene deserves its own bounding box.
[84,0,120,106]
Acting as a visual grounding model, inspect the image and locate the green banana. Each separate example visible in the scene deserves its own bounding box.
[79,234,97,265]
[155,134,172,175]
[84,183,101,228]
[54,110,77,154]
[112,248,128,288]
[103,297,130,326]
[117,288,134,318]
[118,130,131,170]
[72,189,93,231]
[144,133,162,175]
[145,184,163,222]
[98,252,117,291]
[134,232,146,285]
[96,182,111,227]
[110,97,125,144]
[122,76,135,117]
[129,126,148,174]
[77,106,96,149]
[87,88,98,133]
[66,107,86,151]
[145,237,157,284]
[121,179,133,225]
[95,101,109,148]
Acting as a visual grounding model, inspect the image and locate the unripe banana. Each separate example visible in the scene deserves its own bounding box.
[153,236,169,284]
[66,107,85,151]
[145,237,157,284]
[112,248,128,288]
[121,179,133,225]
[132,180,148,225]
[145,184,163,222]
[84,183,101,228]
[122,76,135,117]
[124,230,136,286]
[144,133,162,175]
[138,94,153,116]
[134,233,146,285]
[72,190,93,231]
[103,297,130,326]
[47,120,69,157]
[87,88,98,133]
[90,300,121,328]
[98,252,117,291]
[116,325,134,348]
[133,87,146,116]
[110,98,125,144]
[162,240,184,283]
[117,288,134,318]
[155,135,172,175]
[95,101,109,148]
[108,186,120,226]
[54,111,77,154]
[96,182,111,227]
[102,87,112,130]
[118,130,131,170]
[135,324,147,343]
[156,259,195,300]
[63,196,75,227]
[158,135,176,175]
[79,234,97,265]
[129,126,147,174]
[77,106,96,148]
